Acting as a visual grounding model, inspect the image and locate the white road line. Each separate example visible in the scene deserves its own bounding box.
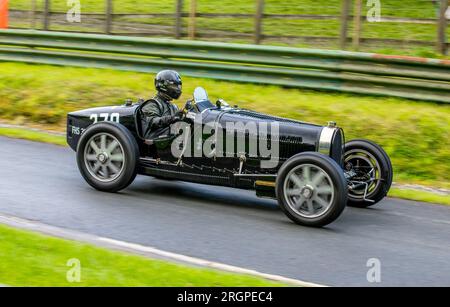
[0,213,325,287]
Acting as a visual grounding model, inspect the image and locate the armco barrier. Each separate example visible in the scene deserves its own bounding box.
[0,29,449,103]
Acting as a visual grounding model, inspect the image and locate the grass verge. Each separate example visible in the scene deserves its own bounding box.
[1,127,448,206]
[0,223,284,287]
[0,127,66,146]
[389,188,450,206]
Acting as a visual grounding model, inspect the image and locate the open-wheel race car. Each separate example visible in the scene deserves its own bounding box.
[67,87,393,227]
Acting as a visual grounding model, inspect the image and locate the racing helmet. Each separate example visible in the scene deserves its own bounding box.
[155,70,182,100]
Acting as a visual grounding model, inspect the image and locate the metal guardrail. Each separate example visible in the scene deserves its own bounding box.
[0,29,449,103]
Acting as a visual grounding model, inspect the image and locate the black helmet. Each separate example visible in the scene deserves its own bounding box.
[155,70,182,100]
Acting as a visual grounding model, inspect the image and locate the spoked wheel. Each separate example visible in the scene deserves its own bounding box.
[84,133,125,182]
[77,122,139,192]
[344,139,393,207]
[276,152,347,227]
[283,164,335,219]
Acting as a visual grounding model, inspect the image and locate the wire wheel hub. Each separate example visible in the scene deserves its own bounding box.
[345,149,381,199]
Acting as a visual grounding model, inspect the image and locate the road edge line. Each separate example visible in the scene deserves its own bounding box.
[0,213,326,287]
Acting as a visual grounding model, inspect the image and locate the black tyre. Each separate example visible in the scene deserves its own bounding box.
[76,122,139,192]
[344,139,393,208]
[276,152,347,227]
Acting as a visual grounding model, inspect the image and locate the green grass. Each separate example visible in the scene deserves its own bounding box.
[0,223,284,286]
[8,0,450,57]
[0,62,449,189]
[8,0,440,17]
[0,127,66,146]
[389,188,450,206]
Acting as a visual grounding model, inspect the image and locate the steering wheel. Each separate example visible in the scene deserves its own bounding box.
[179,99,198,122]
[182,99,196,114]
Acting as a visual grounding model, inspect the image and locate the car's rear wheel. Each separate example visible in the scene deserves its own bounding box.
[344,139,393,208]
[77,122,139,192]
[276,152,347,227]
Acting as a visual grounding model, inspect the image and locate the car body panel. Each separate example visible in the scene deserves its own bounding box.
[67,100,344,198]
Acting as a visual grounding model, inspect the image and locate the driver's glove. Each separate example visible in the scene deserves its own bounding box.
[153,111,185,128]
[174,110,185,119]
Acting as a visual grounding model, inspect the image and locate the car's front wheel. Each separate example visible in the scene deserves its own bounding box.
[76,122,139,192]
[344,139,393,207]
[276,152,347,227]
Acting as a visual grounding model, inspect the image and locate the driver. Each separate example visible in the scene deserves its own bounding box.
[142,70,183,139]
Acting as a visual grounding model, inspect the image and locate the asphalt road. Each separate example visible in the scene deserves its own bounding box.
[0,136,449,286]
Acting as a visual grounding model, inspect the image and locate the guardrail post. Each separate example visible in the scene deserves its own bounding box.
[105,0,113,34]
[339,0,351,49]
[353,0,362,50]
[254,0,264,44]
[43,0,50,30]
[188,0,197,40]
[437,0,448,55]
[30,0,36,29]
[175,0,183,39]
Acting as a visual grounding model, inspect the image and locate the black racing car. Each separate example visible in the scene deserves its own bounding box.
[67,87,393,227]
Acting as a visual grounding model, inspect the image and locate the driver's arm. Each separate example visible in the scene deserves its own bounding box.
[142,101,180,130]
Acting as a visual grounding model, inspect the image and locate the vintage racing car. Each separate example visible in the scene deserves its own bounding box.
[67,87,393,227]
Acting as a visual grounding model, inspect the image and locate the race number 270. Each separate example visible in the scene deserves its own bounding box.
[90,113,120,124]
